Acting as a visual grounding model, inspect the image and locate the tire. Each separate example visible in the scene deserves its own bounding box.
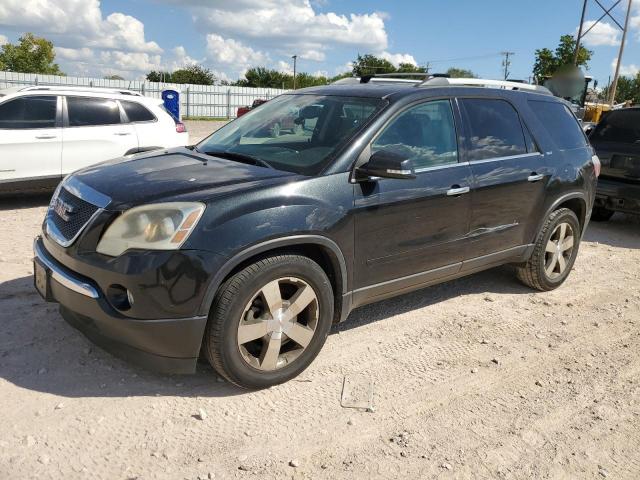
[590,206,614,222]
[203,254,334,389]
[270,122,281,138]
[516,208,581,291]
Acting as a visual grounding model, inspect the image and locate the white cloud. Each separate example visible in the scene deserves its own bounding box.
[55,47,95,62]
[612,57,639,76]
[0,34,7,46]
[579,20,620,46]
[206,34,269,66]
[277,60,293,75]
[380,51,418,67]
[0,0,161,53]
[299,50,326,62]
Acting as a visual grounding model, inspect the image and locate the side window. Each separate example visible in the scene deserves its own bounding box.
[122,101,156,122]
[528,100,587,150]
[67,97,121,127]
[0,96,57,129]
[460,98,527,161]
[372,99,458,170]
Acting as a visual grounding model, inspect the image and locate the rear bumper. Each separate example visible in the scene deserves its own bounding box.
[596,177,640,214]
[33,236,207,374]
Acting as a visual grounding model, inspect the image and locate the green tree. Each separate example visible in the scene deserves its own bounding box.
[601,74,640,104]
[351,54,396,76]
[445,67,476,78]
[171,65,215,85]
[533,34,592,82]
[397,63,426,73]
[146,70,172,82]
[104,74,124,80]
[0,33,64,75]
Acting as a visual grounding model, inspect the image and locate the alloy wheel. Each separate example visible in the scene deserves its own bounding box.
[544,222,575,280]
[237,277,319,371]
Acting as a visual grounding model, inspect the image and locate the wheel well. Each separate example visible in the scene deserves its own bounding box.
[556,198,586,231]
[222,243,345,323]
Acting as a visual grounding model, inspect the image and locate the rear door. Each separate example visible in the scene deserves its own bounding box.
[589,109,640,182]
[62,96,137,175]
[353,99,473,300]
[0,95,62,187]
[459,97,548,259]
[120,99,164,148]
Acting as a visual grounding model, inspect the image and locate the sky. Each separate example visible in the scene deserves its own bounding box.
[0,0,638,87]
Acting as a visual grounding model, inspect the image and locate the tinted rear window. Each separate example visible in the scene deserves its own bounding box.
[591,109,640,145]
[122,101,156,122]
[460,98,527,161]
[0,96,57,129]
[528,100,587,150]
[67,97,121,127]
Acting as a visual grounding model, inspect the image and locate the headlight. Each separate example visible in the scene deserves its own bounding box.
[96,202,205,257]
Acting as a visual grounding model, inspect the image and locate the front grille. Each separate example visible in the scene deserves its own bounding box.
[48,187,99,244]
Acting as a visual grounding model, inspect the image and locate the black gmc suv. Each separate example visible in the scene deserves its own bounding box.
[33,79,598,389]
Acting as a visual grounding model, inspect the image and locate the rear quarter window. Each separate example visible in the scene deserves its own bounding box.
[122,101,156,122]
[591,109,640,144]
[528,100,587,150]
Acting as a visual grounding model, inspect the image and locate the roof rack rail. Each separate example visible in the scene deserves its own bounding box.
[19,85,143,96]
[331,73,451,85]
[418,77,552,95]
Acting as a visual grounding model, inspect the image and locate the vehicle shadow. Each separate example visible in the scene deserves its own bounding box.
[0,193,52,211]
[583,213,640,250]
[0,265,529,399]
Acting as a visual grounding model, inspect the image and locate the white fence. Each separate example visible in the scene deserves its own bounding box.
[0,71,289,119]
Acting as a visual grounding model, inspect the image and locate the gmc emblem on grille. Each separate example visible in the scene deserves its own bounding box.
[53,198,75,221]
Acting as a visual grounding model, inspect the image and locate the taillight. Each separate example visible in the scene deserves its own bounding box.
[592,154,601,177]
[175,122,187,133]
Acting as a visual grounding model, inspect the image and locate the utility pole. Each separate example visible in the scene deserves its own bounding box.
[609,0,632,105]
[291,55,298,90]
[501,51,514,80]
[573,0,588,65]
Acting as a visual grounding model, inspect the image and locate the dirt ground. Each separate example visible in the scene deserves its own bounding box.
[1,165,639,478]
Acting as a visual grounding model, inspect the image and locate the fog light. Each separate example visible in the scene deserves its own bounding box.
[107,285,132,311]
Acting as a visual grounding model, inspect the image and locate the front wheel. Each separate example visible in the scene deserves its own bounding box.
[516,208,581,291]
[203,255,334,389]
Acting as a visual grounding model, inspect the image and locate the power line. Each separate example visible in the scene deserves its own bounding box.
[419,52,505,65]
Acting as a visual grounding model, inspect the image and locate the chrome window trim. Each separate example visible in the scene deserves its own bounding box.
[468,152,543,165]
[33,238,100,298]
[414,161,469,174]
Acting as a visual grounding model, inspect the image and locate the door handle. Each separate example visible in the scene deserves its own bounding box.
[528,173,544,182]
[35,135,57,139]
[446,186,470,196]
[114,132,131,136]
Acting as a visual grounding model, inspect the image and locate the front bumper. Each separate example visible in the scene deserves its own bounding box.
[33,237,208,374]
[596,177,640,214]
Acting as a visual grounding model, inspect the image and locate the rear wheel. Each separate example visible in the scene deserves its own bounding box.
[516,208,581,291]
[591,206,614,222]
[203,255,334,389]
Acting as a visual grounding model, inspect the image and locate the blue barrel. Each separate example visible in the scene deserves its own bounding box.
[161,89,180,119]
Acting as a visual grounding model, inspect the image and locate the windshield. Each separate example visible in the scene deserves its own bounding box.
[197,94,386,175]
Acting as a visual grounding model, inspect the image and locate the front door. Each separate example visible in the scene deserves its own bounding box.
[353,99,472,302]
[458,97,549,259]
[0,95,62,189]
[62,96,137,175]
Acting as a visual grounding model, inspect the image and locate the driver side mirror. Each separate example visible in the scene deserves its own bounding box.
[355,148,416,181]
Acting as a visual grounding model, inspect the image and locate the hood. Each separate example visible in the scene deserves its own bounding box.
[71,147,297,209]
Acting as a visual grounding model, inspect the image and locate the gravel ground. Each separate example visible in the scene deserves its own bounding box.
[1,195,639,479]
[184,120,229,144]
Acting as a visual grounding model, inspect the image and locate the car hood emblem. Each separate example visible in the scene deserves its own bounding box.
[53,197,75,222]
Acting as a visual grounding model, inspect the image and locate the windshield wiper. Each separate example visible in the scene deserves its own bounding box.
[200,150,274,169]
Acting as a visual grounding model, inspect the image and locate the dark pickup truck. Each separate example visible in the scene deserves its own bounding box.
[589,107,640,221]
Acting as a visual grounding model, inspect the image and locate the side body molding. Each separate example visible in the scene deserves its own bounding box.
[198,235,349,317]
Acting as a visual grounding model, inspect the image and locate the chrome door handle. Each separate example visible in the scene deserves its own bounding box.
[528,173,544,182]
[114,132,131,136]
[446,186,470,196]
[35,135,56,139]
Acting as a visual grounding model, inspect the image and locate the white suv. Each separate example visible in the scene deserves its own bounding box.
[0,86,189,194]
